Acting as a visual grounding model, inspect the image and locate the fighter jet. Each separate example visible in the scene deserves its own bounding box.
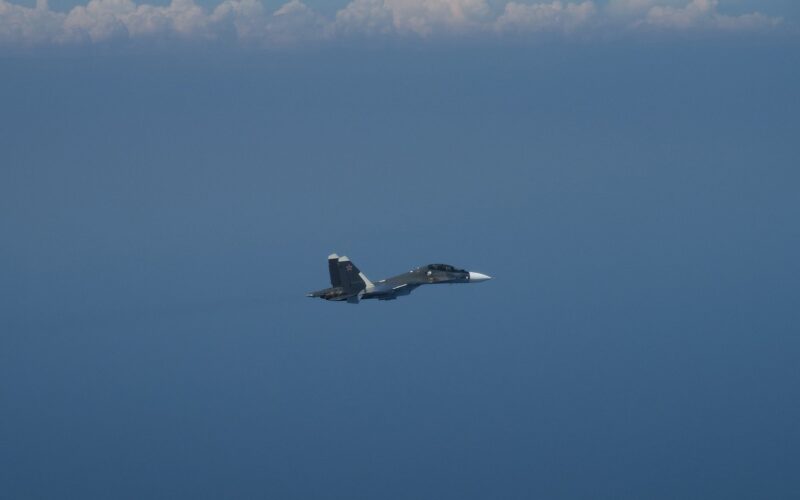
[307,254,492,303]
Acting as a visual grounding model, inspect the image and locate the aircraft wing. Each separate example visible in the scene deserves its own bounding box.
[389,283,418,298]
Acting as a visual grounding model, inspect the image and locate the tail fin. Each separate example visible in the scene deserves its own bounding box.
[337,256,374,294]
[328,253,341,287]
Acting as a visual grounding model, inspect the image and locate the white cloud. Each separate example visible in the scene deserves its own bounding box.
[383,0,492,36]
[637,0,781,31]
[0,0,65,45]
[606,0,653,19]
[713,11,780,32]
[268,0,328,43]
[495,1,597,34]
[0,0,787,47]
[333,0,493,37]
[211,0,267,42]
[642,0,720,28]
[334,0,393,36]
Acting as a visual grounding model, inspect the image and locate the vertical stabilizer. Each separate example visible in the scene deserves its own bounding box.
[328,253,341,287]
[337,256,373,294]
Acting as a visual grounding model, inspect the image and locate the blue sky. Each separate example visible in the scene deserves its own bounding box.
[2,3,800,499]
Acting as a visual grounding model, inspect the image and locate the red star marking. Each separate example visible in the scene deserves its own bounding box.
[346,265,353,271]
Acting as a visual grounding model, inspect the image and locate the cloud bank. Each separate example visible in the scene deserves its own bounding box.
[0,0,785,47]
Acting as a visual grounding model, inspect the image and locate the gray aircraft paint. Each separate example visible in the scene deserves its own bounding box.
[327,253,341,287]
[308,255,491,303]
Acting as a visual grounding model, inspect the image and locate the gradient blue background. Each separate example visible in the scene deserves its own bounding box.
[2,41,800,498]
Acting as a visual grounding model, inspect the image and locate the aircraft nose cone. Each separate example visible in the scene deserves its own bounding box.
[469,271,492,282]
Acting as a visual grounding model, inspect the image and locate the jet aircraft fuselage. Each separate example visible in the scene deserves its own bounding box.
[307,254,491,303]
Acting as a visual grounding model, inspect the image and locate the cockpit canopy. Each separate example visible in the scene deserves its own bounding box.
[426,264,465,273]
